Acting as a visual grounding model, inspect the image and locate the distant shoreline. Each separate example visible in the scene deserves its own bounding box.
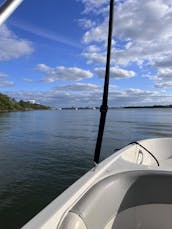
[1,106,172,113]
[54,106,172,110]
[123,105,172,109]
[0,108,51,113]
[0,93,50,112]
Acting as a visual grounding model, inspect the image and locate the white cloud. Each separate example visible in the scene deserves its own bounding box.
[122,88,159,97]
[83,18,108,43]
[37,64,93,82]
[0,72,14,87]
[152,54,172,68]
[0,25,33,61]
[5,87,171,107]
[81,0,172,70]
[115,0,172,42]
[95,67,136,79]
[79,0,108,13]
[157,68,172,80]
[85,45,101,52]
[0,73,8,78]
[78,19,96,29]
[108,88,169,107]
[0,80,14,87]
[82,51,106,64]
[150,68,172,88]
[155,82,172,88]
[82,0,172,43]
[53,83,102,92]
[23,78,34,83]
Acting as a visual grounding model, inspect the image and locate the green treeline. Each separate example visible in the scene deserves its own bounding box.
[0,93,50,111]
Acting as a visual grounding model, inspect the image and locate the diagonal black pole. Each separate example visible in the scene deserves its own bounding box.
[0,0,24,26]
[94,0,114,164]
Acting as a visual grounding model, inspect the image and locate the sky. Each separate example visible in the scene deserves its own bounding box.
[1,0,172,107]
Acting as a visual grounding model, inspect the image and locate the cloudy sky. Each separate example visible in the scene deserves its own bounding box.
[1,0,172,107]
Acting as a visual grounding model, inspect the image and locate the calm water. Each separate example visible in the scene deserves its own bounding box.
[0,109,172,228]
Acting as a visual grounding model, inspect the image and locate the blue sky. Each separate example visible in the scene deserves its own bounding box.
[1,0,172,107]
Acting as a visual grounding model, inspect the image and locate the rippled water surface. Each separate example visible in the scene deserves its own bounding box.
[0,109,172,228]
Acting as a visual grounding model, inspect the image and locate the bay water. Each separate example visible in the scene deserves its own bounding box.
[0,109,172,228]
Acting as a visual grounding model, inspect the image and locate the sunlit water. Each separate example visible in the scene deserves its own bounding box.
[0,109,172,228]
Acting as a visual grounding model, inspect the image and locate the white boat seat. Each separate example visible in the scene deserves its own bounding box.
[59,170,172,229]
[159,158,172,168]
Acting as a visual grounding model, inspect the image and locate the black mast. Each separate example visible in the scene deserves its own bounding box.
[94,0,114,164]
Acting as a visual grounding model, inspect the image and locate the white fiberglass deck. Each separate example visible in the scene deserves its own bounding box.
[22,138,172,229]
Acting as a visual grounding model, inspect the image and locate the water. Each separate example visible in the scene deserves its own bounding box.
[0,109,172,228]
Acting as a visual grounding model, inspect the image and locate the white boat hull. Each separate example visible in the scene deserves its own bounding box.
[22,138,172,229]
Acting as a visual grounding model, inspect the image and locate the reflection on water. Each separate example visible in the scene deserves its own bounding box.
[0,109,172,228]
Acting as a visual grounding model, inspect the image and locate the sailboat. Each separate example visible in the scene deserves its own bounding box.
[1,1,172,229]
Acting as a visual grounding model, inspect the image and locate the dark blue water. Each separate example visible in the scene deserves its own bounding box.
[0,109,172,228]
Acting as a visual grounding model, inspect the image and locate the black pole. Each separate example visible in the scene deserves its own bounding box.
[94,0,114,164]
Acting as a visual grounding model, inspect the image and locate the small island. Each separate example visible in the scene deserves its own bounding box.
[0,93,50,112]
